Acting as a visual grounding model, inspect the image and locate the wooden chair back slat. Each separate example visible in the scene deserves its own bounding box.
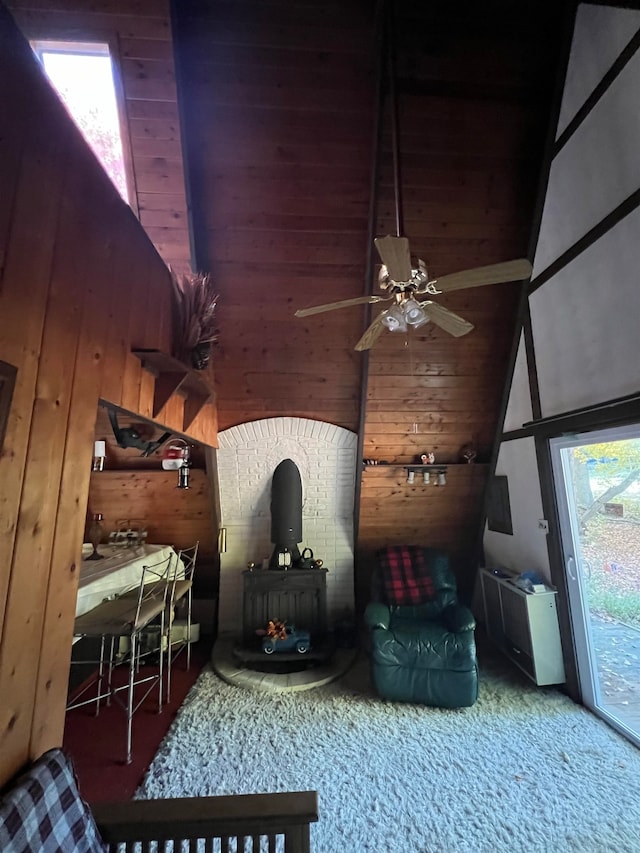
[93,790,318,853]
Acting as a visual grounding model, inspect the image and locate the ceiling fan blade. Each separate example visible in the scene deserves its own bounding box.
[430,258,533,293]
[374,235,412,282]
[295,295,386,318]
[354,312,387,351]
[420,301,475,337]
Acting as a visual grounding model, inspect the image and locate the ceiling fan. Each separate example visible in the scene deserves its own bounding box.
[295,242,532,351]
[294,3,533,351]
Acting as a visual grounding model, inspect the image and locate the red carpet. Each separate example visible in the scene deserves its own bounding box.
[63,641,211,804]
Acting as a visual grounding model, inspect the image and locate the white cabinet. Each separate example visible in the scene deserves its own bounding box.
[480,568,565,686]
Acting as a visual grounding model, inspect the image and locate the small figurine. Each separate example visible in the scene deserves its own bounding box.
[460,443,477,464]
[265,619,288,640]
[420,452,435,465]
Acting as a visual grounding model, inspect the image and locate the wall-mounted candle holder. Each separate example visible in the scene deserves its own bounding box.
[405,465,448,487]
[92,440,106,472]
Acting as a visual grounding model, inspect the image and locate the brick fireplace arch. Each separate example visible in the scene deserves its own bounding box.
[216,417,358,635]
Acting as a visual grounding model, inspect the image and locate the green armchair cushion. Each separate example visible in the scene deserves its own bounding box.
[442,602,476,633]
[364,602,391,630]
[374,615,476,671]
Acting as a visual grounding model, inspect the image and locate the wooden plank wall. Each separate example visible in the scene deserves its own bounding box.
[173,0,376,432]
[88,470,216,557]
[6,0,193,275]
[0,8,217,788]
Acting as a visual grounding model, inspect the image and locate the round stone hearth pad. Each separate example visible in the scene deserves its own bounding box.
[211,634,359,693]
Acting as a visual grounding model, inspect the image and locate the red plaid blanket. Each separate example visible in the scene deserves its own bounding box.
[378,545,436,606]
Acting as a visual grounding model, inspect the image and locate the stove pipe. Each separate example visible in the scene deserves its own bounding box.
[269,458,302,568]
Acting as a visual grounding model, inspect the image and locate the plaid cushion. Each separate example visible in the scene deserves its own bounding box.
[378,546,436,606]
[0,748,107,853]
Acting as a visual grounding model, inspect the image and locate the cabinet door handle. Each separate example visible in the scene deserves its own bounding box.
[566,556,577,582]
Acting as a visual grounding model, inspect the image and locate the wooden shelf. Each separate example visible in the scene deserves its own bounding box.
[132,349,215,431]
[362,463,488,470]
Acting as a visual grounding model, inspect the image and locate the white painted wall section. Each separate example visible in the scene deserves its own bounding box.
[503,331,533,432]
[557,4,640,138]
[484,437,551,582]
[531,206,640,418]
[535,46,640,274]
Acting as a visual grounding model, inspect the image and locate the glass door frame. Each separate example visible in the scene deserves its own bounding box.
[550,422,640,747]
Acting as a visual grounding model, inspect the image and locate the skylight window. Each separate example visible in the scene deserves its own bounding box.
[31,40,129,202]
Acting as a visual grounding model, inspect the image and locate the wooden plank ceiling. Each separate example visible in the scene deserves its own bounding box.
[174,0,567,600]
[172,0,374,431]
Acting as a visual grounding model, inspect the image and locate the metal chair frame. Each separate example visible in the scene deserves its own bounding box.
[165,541,199,702]
[68,553,175,763]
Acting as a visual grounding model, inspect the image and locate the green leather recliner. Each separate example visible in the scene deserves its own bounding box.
[364,546,478,708]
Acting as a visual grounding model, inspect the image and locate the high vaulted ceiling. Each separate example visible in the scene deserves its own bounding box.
[171,0,568,426]
[170,0,569,594]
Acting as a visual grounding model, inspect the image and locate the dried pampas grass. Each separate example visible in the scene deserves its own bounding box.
[170,269,218,368]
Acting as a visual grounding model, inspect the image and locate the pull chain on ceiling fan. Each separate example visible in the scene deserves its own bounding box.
[294,2,533,351]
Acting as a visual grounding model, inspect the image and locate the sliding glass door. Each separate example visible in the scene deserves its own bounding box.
[551,425,640,746]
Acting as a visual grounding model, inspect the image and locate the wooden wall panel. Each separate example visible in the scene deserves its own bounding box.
[31,156,117,757]
[0,8,217,787]
[358,464,488,603]
[0,67,71,780]
[0,57,69,645]
[87,469,217,558]
[6,0,193,275]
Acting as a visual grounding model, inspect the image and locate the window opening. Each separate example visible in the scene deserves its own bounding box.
[31,40,129,202]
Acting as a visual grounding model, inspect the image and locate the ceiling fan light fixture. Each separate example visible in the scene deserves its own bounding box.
[380,305,407,332]
[403,298,429,327]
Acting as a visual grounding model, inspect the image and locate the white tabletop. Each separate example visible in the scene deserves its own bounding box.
[76,543,178,618]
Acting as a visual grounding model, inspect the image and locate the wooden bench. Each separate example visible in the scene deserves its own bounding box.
[0,748,318,853]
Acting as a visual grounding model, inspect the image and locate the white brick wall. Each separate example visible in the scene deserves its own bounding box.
[216,417,358,634]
